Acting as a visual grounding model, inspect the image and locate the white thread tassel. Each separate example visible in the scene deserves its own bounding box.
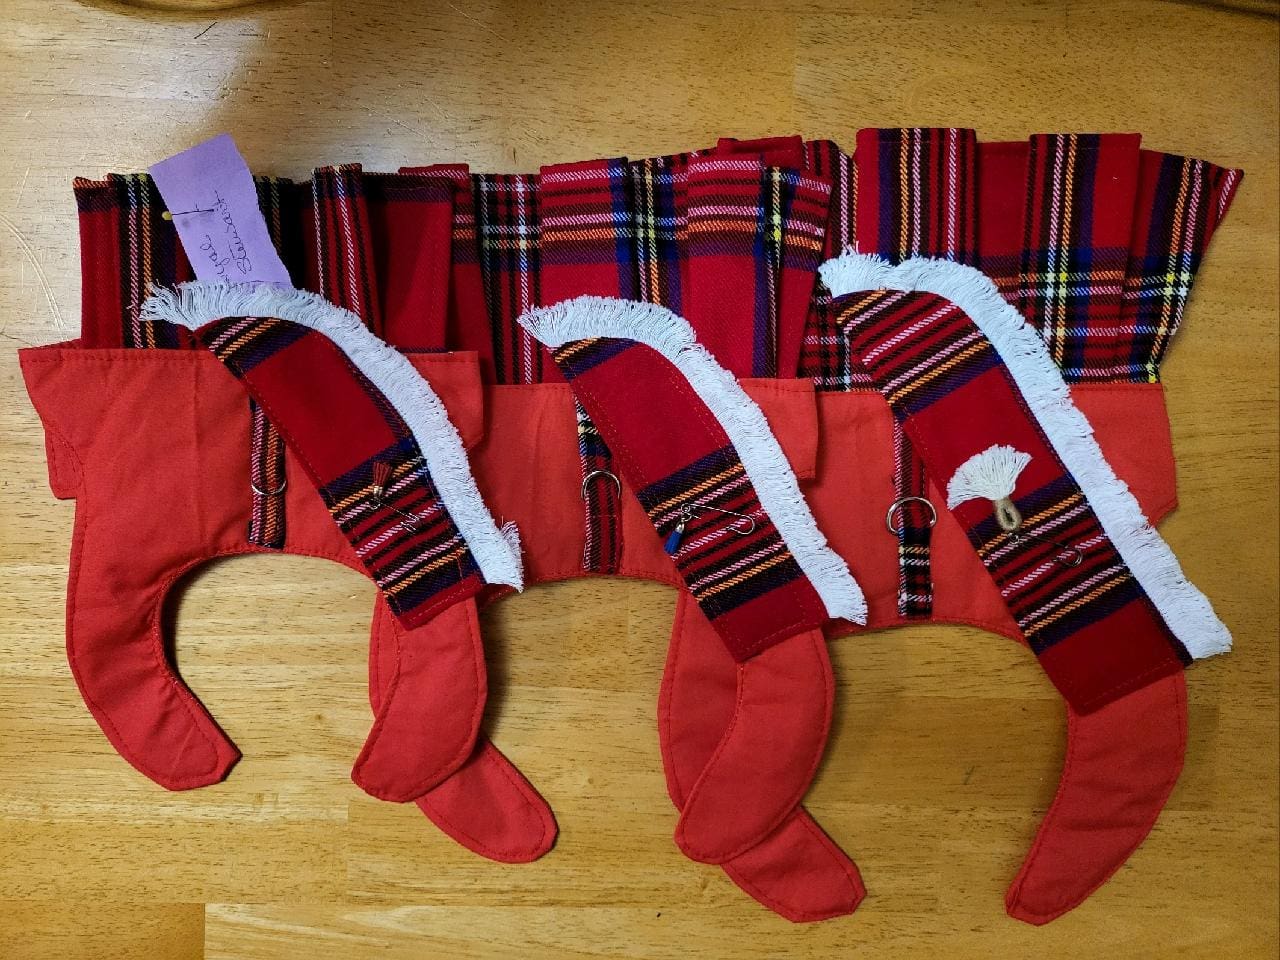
[946,444,1032,534]
[819,250,1232,659]
[946,445,1032,509]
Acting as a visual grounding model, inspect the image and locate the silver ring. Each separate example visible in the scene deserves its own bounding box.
[885,496,937,535]
[251,477,287,497]
[581,469,621,501]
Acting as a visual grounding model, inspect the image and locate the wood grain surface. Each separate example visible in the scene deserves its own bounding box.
[0,1,1276,957]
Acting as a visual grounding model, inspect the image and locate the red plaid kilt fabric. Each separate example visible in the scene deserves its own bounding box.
[832,286,1191,712]
[244,175,296,549]
[539,159,637,572]
[70,132,1240,590]
[850,128,983,618]
[548,335,829,661]
[191,314,484,628]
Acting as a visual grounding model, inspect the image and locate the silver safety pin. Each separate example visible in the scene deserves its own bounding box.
[664,502,756,555]
[682,502,756,536]
[996,499,1083,568]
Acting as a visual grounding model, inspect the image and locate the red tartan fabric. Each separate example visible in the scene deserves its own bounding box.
[549,336,828,661]
[73,132,1240,390]
[193,316,486,630]
[538,159,633,572]
[312,164,384,335]
[834,287,1189,713]
[850,127,986,618]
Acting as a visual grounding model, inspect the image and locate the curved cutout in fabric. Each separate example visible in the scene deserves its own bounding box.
[819,253,1230,661]
[140,281,524,593]
[517,295,865,626]
[1006,673,1187,924]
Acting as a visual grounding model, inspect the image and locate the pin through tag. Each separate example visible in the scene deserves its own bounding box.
[664,503,756,555]
[371,460,420,533]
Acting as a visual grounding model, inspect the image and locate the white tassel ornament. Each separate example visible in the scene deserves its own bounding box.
[946,445,1032,532]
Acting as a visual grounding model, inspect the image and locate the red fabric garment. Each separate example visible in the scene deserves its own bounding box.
[368,597,557,863]
[660,592,864,920]
[835,286,1189,712]
[49,132,1241,921]
[21,347,491,803]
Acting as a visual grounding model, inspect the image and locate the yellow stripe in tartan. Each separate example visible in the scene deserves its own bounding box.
[694,550,792,600]
[1024,571,1132,632]
[217,318,280,363]
[1150,158,1195,372]
[330,458,420,513]
[1050,135,1079,367]
[885,340,990,406]
[977,493,1086,557]
[647,463,746,517]
[688,214,761,234]
[552,339,597,363]
[384,544,470,595]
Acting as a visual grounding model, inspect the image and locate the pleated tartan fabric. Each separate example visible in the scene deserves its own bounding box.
[194,314,485,628]
[682,140,833,380]
[628,154,689,313]
[244,175,294,550]
[1123,152,1242,381]
[539,158,637,572]
[312,164,385,337]
[73,173,194,350]
[833,287,1190,713]
[472,173,546,385]
[1003,134,1139,379]
[797,139,864,391]
[549,336,828,661]
[851,128,982,618]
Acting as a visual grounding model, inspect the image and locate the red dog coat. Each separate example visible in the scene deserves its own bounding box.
[21,128,1241,925]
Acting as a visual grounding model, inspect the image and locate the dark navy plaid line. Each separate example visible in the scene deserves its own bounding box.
[552,336,635,379]
[694,553,805,621]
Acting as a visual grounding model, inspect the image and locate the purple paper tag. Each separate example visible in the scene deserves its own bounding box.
[149,134,292,286]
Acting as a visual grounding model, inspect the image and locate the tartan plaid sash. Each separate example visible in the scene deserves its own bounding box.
[550,334,830,659]
[539,159,636,572]
[170,304,510,629]
[824,254,1231,712]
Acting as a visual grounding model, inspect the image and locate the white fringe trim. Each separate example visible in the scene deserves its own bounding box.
[819,252,1231,659]
[517,295,867,625]
[947,445,1032,509]
[140,281,524,591]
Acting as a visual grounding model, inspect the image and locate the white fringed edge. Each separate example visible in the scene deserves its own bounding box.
[517,295,867,625]
[140,281,524,591]
[819,251,1231,659]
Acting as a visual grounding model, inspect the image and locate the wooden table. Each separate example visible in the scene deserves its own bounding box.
[1,1,1276,957]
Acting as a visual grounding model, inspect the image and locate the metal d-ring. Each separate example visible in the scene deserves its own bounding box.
[885,496,937,536]
[581,468,621,501]
[251,477,288,497]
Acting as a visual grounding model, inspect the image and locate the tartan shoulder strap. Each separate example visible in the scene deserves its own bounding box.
[140,281,523,628]
[820,251,1231,712]
[519,295,865,661]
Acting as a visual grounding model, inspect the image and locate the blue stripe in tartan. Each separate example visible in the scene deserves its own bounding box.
[554,336,634,379]
[607,158,638,300]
